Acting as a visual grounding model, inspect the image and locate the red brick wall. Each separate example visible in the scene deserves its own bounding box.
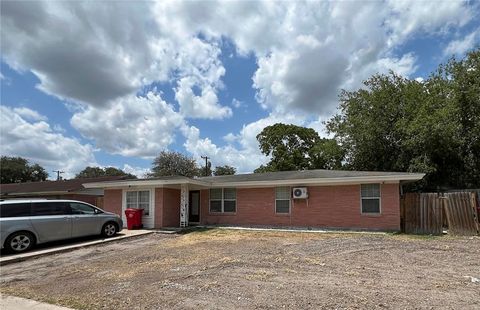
[162,188,181,227]
[103,189,122,216]
[200,184,400,231]
[154,188,164,229]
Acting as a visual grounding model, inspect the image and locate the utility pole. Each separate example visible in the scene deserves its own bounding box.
[201,156,210,176]
[53,170,64,181]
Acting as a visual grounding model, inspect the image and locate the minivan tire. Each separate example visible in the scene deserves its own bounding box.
[101,222,118,238]
[5,231,36,253]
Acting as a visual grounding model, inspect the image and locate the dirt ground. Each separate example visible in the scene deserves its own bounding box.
[1,229,479,310]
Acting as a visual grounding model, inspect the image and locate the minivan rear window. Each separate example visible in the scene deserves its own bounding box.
[31,202,70,216]
[0,203,32,218]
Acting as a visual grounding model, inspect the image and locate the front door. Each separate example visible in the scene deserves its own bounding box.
[189,191,200,223]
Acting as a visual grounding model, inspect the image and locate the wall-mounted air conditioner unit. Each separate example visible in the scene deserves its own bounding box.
[292,187,308,199]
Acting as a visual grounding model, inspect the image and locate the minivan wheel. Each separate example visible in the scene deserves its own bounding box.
[5,231,35,253]
[101,222,118,238]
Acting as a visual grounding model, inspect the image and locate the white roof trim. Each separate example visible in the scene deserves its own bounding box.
[83,178,210,189]
[83,173,425,189]
[210,174,424,187]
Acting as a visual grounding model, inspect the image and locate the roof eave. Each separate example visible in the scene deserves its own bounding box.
[83,173,425,189]
[83,178,210,189]
[211,174,425,187]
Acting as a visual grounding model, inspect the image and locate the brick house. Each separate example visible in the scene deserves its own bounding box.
[84,170,424,231]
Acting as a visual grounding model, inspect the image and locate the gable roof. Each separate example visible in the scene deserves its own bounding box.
[82,169,425,189]
[0,176,129,196]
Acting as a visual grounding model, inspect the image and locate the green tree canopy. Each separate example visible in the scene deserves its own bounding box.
[255,123,344,173]
[75,166,137,179]
[326,48,480,190]
[0,156,48,183]
[196,160,212,177]
[213,165,236,176]
[149,151,199,178]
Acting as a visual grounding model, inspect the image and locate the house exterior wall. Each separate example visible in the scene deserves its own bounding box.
[103,189,122,216]
[162,188,181,227]
[199,184,400,231]
[102,183,401,231]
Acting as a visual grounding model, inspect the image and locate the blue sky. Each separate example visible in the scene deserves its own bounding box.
[1,1,479,179]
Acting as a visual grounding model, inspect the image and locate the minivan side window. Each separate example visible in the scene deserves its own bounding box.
[70,203,97,215]
[31,202,70,216]
[0,203,32,218]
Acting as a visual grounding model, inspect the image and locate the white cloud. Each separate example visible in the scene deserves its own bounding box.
[386,0,474,46]
[71,91,184,158]
[155,1,473,117]
[231,98,244,109]
[122,164,151,179]
[13,107,48,121]
[0,106,96,179]
[1,1,232,119]
[175,77,231,119]
[183,112,302,173]
[1,0,476,173]
[223,133,237,144]
[444,28,480,56]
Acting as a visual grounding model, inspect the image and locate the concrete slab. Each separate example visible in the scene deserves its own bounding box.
[0,229,153,266]
[1,295,73,310]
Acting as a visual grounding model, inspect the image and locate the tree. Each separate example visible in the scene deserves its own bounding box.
[197,160,212,177]
[75,166,137,179]
[254,123,344,172]
[326,48,480,190]
[310,138,345,170]
[214,165,236,176]
[0,156,48,183]
[149,151,199,178]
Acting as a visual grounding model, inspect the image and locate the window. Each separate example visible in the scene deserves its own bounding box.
[0,203,31,218]
[275,187,291,214]
[361,184,380,214]
[209,188,236,213]
[70,202,97,215]
[31,202,69,216]
[126,190,151,216]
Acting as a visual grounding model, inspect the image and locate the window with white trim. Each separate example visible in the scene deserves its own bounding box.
[126,190,150,216]
[361,184,380,214]
[275,187,291,214]
[209,188,236,213]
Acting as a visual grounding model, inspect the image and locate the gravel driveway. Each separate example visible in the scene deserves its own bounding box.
[1,229,479,309]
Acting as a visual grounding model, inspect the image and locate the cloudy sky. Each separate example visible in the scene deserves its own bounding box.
[1,1,479,179]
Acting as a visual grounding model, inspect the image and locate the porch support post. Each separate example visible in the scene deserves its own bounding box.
[180,183,189,228]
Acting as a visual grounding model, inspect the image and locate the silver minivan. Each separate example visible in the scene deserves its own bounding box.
[0,199,123,253]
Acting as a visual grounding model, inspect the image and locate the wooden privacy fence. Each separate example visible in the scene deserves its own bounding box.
[401,192,479,236]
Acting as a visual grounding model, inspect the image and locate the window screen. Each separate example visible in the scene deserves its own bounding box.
[210,188,236,213]
[275,187,290,214]
[361,184,380,214]
[126,191,151,215]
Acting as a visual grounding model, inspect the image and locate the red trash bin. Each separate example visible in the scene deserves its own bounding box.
[125,208,144,230]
